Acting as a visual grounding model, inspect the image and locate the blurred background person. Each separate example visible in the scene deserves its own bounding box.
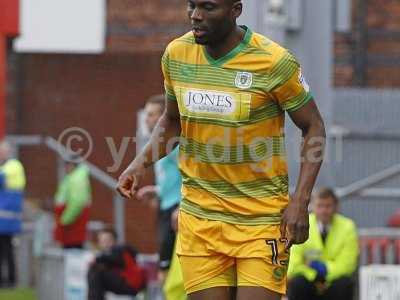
[0,140,26,288]
[287,188,359,300]
[137,94,182,282]
[163,208,187,300]
[87,227,146,300]
[53,154,91,249]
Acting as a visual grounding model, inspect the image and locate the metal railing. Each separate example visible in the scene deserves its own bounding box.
[44,137,126,242]
[336,162,400,199]
[9,134,126,242]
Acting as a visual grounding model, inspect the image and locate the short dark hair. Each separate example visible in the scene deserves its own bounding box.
[146,94,165,111]
[99,226,118,240]
[315,187,339,204]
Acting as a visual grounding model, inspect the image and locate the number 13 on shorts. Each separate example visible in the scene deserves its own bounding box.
[266,238,290,267]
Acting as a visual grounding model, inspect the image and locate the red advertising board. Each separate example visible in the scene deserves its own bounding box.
[0,0,19,36]
[0,0,17,137]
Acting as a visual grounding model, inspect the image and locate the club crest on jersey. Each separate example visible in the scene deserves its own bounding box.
[235,72,253,89]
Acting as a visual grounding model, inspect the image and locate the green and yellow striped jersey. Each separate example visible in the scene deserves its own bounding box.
[161,26,312,226]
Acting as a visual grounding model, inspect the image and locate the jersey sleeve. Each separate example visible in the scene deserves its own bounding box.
[270,51,313,113]
[161,47,177,102]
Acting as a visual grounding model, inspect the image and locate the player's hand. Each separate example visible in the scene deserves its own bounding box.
[315,281,328,295]
[280,196,310,250]
[116,163,145,199]
[137,185,158,201]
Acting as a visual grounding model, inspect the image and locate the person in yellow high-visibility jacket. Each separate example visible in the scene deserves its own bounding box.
[287,188,359,300]
[164,248,187,300]
[0,140,26,287]
[163,208,187,300]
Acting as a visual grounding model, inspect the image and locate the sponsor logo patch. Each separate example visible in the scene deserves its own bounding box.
[184,90,236,115]
[177,87,251,122]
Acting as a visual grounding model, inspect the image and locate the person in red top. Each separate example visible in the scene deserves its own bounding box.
[54,154,91,249]
[87,227,147,300]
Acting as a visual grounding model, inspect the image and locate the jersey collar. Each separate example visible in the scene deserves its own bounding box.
[203,25,252,67]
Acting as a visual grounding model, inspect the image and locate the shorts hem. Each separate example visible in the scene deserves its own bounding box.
[237,282,286,295]
[238,269,286,295]
[187,281,235,295]
[187,282,286,295]
[182,261,234,293]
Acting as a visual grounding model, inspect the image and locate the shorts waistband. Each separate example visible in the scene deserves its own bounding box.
[180,198,282,226]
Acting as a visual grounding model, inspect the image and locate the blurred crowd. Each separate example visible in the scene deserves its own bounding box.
[1,94,400,300]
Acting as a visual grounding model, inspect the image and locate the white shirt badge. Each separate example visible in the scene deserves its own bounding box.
[299,69,310,92]
[235,72,253,89]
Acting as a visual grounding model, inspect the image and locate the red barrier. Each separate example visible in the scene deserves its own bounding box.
[362,238,399,265]
[0,0,19,138]
[0,35,5,138]
[396,240,400,264]
[0,0,20,36]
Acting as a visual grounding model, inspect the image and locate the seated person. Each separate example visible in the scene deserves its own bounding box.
[287,188,359,300]
[87,227,147,300]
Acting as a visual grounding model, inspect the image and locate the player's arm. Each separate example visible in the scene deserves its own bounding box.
[270,51,326,248]
[117,99,181,199]
[282,100,326,248]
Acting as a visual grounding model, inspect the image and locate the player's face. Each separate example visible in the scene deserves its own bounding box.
[145,103,163,132]
[98,232,116,251]
[313,196,337,225]
[187,0,240,45]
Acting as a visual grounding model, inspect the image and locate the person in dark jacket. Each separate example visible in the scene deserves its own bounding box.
[87,227,147,300]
